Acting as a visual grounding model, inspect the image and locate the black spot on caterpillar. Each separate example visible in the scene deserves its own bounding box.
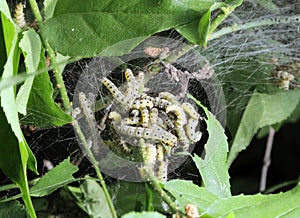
[124,69,139,99]
[185,118,202,142]
[166,104,187,127]
[102,77,128,105]
[182,102,200,120]
[113,122,177,147]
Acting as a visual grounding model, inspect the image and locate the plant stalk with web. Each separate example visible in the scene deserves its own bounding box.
[27,0,117,217]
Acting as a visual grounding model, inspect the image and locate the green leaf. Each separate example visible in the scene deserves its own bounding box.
[77,178,113,218]
[164,179,218,214]
[122,211,166,218]
[42,0,208,57]
[0,0,15,55]
[20,51,72,127]
[198,9,211,47]
[44,0,58,20]
[30,158,78,197]
[203,183,300,217]
[178,0,242,46]
[188,94,231,198]
[0,201,29,218]
[0,2,37,216]
[227,89,300,167]
[16,29,42,115]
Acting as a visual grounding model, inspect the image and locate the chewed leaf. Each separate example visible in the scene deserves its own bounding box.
[0,201,29,218]
[20,51,72,127]
[227,89,300,167]
[187,93,231,198]
[164,179,218,214]
[16,29,41,115]
[30,158,78,197]
[203,183,300,217]
[79,179,113,218]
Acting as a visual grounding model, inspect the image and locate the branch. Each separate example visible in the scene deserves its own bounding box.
[260,126,275,192]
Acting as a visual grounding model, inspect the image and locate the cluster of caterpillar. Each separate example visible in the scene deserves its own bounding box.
[102,68,203,181]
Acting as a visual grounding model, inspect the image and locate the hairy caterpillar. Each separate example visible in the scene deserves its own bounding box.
[182,102,200,120]
[185,118,202,142]
[112,122,177,147]
[14,3,26,28]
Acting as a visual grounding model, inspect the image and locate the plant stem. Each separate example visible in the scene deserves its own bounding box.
[145,182,154,211]
[145,169,184,216]
[72,120,118,218]
[210,15,300,41]
[260,126,275,192]
[28,0,71,112]
[208,2,242,37]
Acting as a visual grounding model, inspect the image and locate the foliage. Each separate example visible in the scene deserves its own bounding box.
[0,0,299,217]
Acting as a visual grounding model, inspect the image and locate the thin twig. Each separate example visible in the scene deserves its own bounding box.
[260,126,275,192]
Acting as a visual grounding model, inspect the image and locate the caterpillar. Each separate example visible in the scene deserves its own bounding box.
[78,92,97,128]
[131,99,154,110]
[166,104,187,127]
[140,107,150,127]
[123,117,140,125]
[15,3,26,28]
[182,102,200,120]
[149,108,159,126]
[159,110,175,130]
[140,93,154,101]
[153,97,171,109]
[174,126,190,149]
[141,143,157,170]
[124,68,139,100]
[102,77,128,106]
[156,145,168,182]
[109,111,122,123]
[113,123,177,147]
[130,109,140,118]
[78,92,99,152]
[159,92,180,105]
[119,139,132,153]
[185,118,202,143]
